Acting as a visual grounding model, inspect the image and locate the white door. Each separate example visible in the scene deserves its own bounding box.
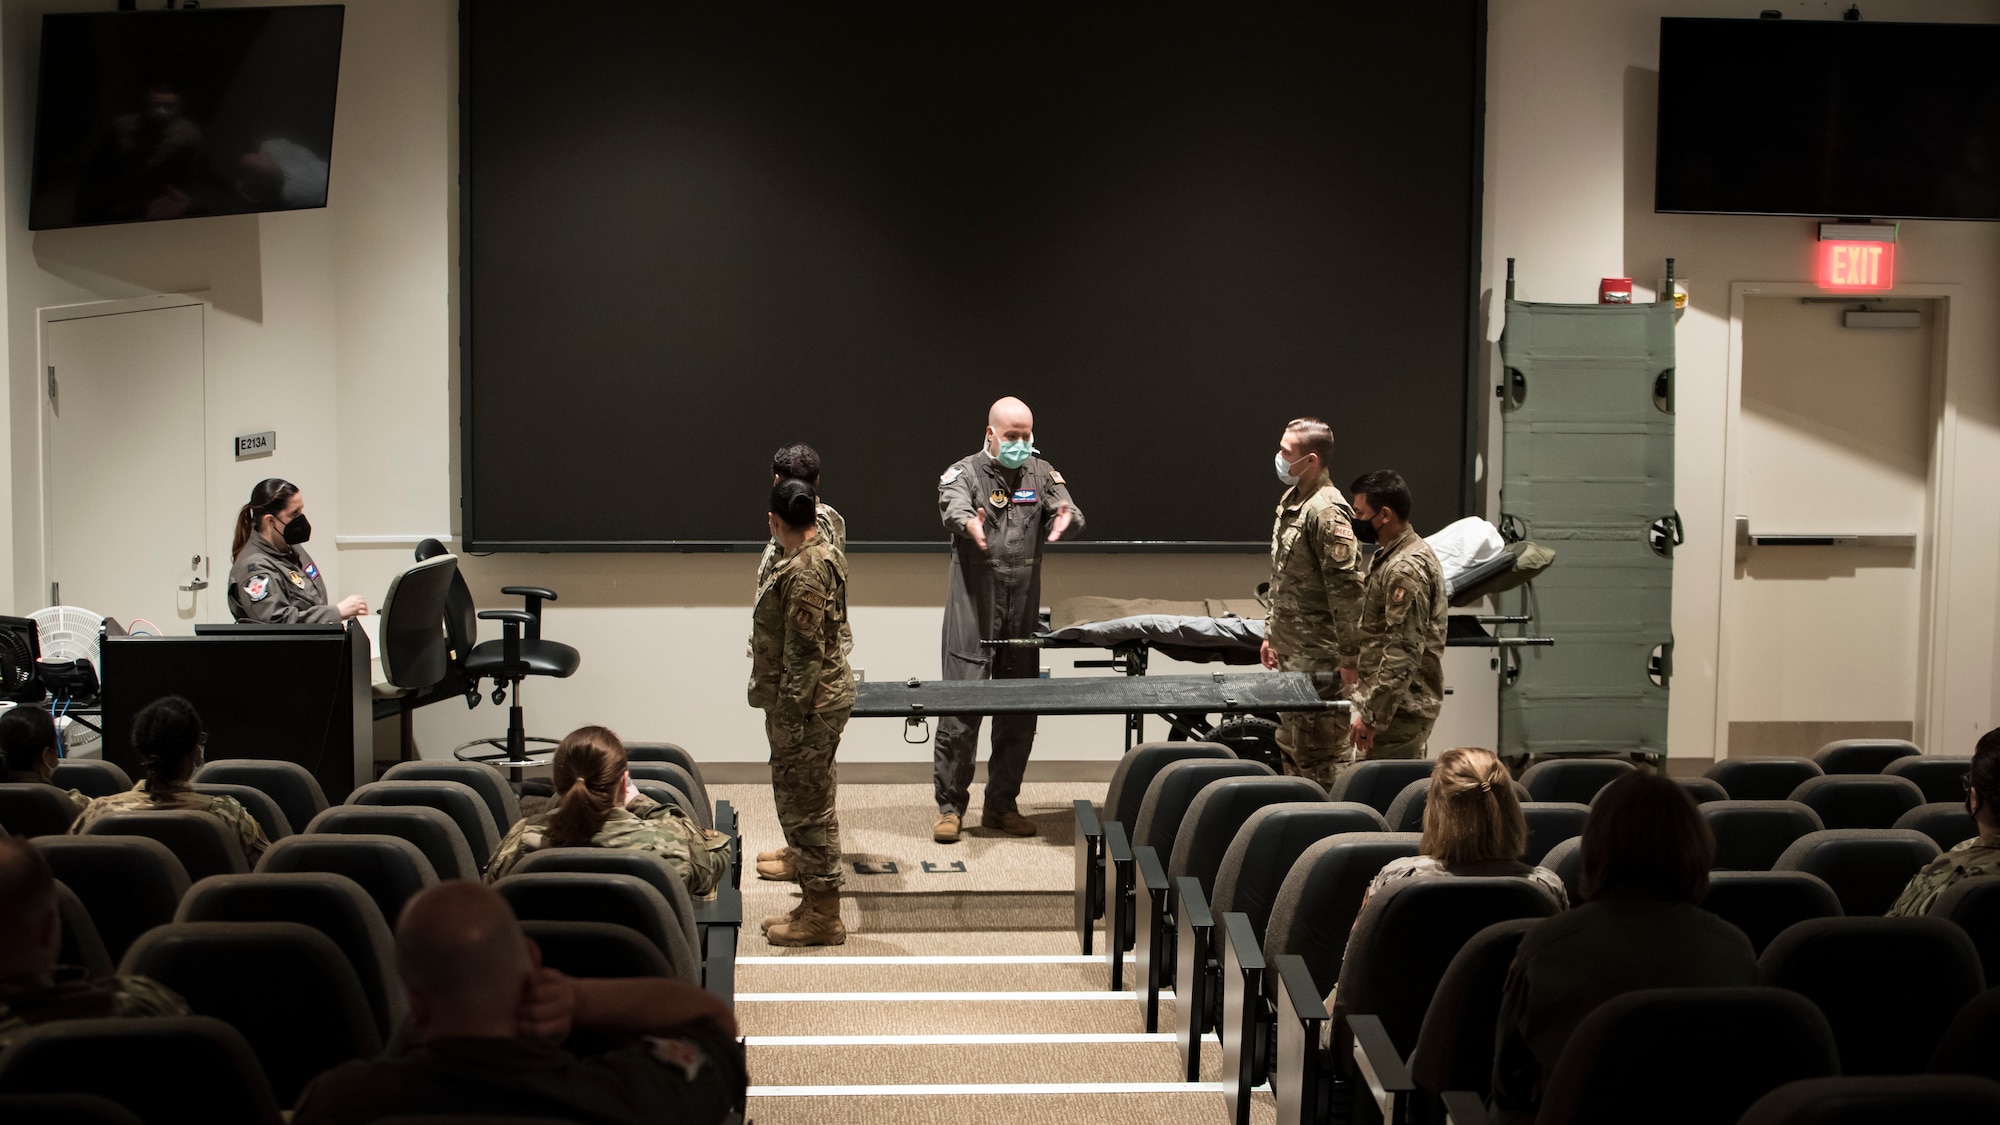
[45,302,210,630]
[1724,297,1934,757]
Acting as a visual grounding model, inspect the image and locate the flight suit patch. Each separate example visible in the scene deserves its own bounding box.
[1391,585,1407,605]
[989,489,1008,508]
[304,563,319,580]
[245,575,270,601]
[1050,470,1065,485]
[1332,541,1354,565]
[642,1035,709,1082]
[1012,489,1038,504]
[941,467,963,484]
[290,572,306,588]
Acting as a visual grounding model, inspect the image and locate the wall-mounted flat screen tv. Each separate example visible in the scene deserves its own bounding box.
[30,5,345,230]
[1656,17,2000,221]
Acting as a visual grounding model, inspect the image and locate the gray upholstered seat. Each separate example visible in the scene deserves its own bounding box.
[627,762,710,828]
[33,836,190,964]
[492,871,699,984]
[306,805,478,881]
[256,832,438,926]
[189,783,292,842]
[1520,803,1590,866]
[83,810,248,881]
[1931,879,2000,986]
[1884,756,1974,805]
[1672,776,1730,805]
[1774,829,1940,917]
[1518,758,1633,805]
[1107,742,1235,831]
[1707,757,1823,801]
[1896,803,1980,853]
[0,783,80,837]
[1790,775,1928,831]
[0,1016,282,1125]
[1702,800,1826,870]
[1760,917,1985,1075]
[49,759,133,799]
[1539,835,1583,903]
[1814,739,1923,776]
[380,761,520,837]
[512,847,698,959]
[193,760,328,838]
[347,780,501,871]
[1704,870,1843,955]
[1328,759,1436,818]
[1739,1075,2000,1125]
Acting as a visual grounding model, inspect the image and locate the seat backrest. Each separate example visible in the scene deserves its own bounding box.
[1540,836,1584,904]
[1335,877,1563,1054]
[54,879,113,979]
[1535,987,1840,1125]
[1408,918,1537,1110]
[1329,759,1437,817]
[0,1016,282,1125]
[512,847,699,956]
[1703,800,1827,870]
[193,760,328,836]
[380,761,520,837]
[1790,775,1928,830]
[119,921,382,1105]
[1898,804,1980,853]
[1265,831,1422,983]
[632,780,696,820]
[1131,759,1273,856]
[1384,777,1535,834]
[1519,759,1634,805]
[1672,776,1730,805]
[1775,829,1941,917]
[1167,775,1325,894]
[627,748,712,817]
[348,780,502,871]
[176,873,403,1038]
[1760,916,1987,1075]
[306,805,478,881]
[1933,880,2000,987]
[1739,1074,2000,1125]
[33,836,190,964]
[627,762,711,829]
[1104,742,1235,828]
[1704,870,1845,955]
[377,553,458,691]
[190,783,293,842]
[0,1093,144,1125]
[49,759,133,799]
[256,832,438,926]
[519,919,675,979]
[1930,986,2000,1082]
[1213,802,1390,939]
[83,810,247,881]
[417,537,479,676]
[1884,756,1974,805]
[1816,738,1924,776]
[1519,803,1590,866]
[0,782,80,837]
[491,872,698,984]
[1707,757,1825,801]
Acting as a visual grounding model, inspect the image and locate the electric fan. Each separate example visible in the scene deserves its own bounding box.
[31,605,105,755]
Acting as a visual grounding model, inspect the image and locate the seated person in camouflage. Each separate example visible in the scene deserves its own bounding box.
[486,726,729,895]
[1357,746,1569,917]
[291,881,744,1125]
[0,708,90,813]
[67,696,269,865]
[0,835,189,1049]
[1889,726,2000,916]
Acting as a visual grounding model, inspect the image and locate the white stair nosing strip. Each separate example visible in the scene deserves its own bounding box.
[736,990,1145,1003]
[738,954,1105,965]
[744,1033,1179,1046]
[748,1081,1229,1097]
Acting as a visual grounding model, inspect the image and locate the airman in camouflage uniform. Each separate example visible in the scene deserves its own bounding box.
[0,969,190,1049]
[1348,472,1449,761]
[69,781,270,865]
[1262,420,1365,789]
[749,495,853,946]
[1888,833,2000,916]
[486,791,730,894]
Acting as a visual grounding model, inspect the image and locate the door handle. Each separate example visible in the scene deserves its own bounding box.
[179,554,208,593]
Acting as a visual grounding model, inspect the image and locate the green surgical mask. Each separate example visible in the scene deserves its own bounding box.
[994,437,1035,470]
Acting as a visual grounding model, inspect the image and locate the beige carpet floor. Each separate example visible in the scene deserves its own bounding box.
[714,781,1275,1125]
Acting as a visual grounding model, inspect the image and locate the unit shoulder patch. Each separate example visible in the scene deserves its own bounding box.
[940,466,963,485]
[1050,469,1066,486]
[245,575,270,601]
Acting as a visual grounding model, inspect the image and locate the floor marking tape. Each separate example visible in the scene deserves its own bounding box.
[747,1082,1230,1096]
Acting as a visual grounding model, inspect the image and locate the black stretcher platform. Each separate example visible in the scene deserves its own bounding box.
[852,671,1349,740]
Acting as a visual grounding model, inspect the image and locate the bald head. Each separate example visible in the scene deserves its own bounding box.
[396,881,531,1031]
[988,397,1034,433]
[0,836,59,977]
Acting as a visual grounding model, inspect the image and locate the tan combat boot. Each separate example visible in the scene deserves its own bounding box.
[755,847,798,882]
[933,812,962,843]
[760,898,804,934]
[980,806,1037,837]
[766,889,846,946]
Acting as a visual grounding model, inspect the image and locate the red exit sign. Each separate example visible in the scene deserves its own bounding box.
[1818,240,1894,290]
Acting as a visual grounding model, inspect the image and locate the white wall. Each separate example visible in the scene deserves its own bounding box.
[1,0,1992,767]
[1486,0,2000,759]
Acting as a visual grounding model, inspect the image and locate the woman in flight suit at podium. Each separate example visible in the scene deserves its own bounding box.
[227,478,369,624]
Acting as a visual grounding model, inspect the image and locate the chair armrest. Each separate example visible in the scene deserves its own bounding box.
[1275,953,1327,1023]
[1106,820,1132,864]
[1441,1091,1492,1125]
[695,879,744,927]
[1221,911,1263,972]
[1272,953,1331,1125]
[1075,799,1102,837]
[1135,845,1170,899]
[501,586,558,601]
[714,799,741,890]
[1349,1012,1414,1123]
[500,586,557,641]
[1103,821,1134,990]
[478,609,534,625]
[1075,800,1105,955]
[1177,877,1213,930]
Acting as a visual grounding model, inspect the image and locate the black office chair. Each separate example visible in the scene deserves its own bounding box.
[415,538,582,770]
[370,553,461,762]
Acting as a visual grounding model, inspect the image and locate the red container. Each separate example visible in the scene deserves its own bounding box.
[1599,277,1633,304]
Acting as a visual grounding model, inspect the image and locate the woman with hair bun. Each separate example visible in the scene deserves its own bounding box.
[747,476,853,946]
[485,725,729,893]
[1358,746,1568,912]
[69,695,268,863]
[227,478,368,625]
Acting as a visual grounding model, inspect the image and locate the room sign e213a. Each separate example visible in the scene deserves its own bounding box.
[1817,240,1894,291]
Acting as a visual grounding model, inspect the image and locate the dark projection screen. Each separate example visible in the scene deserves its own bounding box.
[463,1,1483,550]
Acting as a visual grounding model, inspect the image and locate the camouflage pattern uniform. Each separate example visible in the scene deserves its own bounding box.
[1265,470,1366,788]
[1887,833,2000,917]
[486,794,730,894]
[3,771,90,813]
[748,533,853,894]
[1351,527,1449,760]
[757,500,853,666]
[69,781,270,865]
[0,968,189,1050]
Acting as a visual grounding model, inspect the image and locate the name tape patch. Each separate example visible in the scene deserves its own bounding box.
[1012,489,1039,504]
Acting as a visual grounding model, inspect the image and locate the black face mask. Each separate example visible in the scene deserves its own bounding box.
[1352,514,1379,544]
[282,513,312,546]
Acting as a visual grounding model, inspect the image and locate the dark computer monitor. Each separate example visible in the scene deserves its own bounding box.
[0,615,44,702]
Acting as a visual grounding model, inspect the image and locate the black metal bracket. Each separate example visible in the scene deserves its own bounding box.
[853,860,899,875]
[922,860,966,874]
